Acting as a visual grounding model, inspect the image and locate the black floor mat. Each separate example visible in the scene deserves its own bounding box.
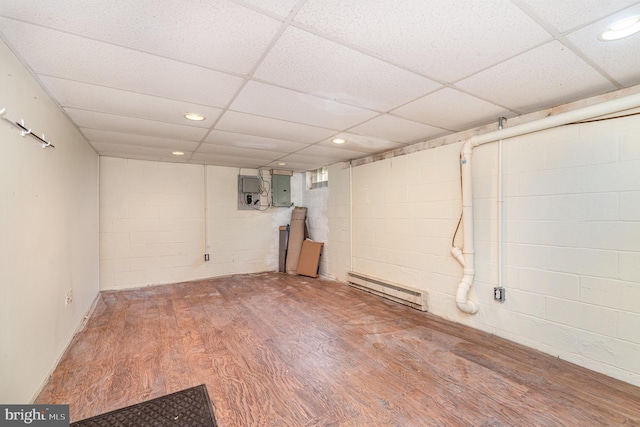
[71,384,217,427]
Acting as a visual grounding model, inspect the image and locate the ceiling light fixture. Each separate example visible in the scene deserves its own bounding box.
[184,113,205,121]
[332,138,346,144]
[172,151,185,156]
[278,162,287,166]
[599,15,640,41]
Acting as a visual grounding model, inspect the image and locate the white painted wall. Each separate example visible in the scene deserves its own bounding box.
[100,158,204,289]
[204,167,301,278]
[0,40,99,403]
[326,163,352,281]
[302,182,330,276]
[325,113,640,387]
[100,161,302,289]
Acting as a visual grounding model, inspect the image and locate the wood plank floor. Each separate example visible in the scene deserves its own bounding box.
[36,272,640,426]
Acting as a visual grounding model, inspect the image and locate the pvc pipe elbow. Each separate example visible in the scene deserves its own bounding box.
[450,246,465,267]
[456,276,479,314]
[456,299,479,314]
[462,139,475,155]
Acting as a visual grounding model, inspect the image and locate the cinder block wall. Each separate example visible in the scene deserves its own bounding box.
[327,113,640,386]
[100,158,205,289]
[326,163,352,281]
[99,160,300,290]
[302,184,330,276]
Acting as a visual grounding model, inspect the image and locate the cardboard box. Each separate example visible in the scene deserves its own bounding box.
[297,239,323,278]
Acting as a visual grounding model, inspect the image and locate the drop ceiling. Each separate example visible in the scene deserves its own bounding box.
[1,0,639,171]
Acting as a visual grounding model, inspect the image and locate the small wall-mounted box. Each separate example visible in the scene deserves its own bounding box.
[238,175,261,210]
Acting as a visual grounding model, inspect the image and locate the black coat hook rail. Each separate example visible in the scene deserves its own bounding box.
[1,107,55,149]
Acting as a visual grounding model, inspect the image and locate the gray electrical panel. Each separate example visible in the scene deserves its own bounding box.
[272,174,291,207]
[238,175,261,210]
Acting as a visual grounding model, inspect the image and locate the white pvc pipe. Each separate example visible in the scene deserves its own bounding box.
[498,118,505,292]
[471,92,640,148]
[454,141,479,314]
[450,246,465,267]
[453,91,640,315]
[349,161,353,273]
[498,140,503,290]
[204,165,209,258]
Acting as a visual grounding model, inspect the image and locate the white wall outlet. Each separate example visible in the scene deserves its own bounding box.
[65,289,73,305]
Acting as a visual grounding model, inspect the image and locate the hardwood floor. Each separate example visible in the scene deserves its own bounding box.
[36,272,640,426]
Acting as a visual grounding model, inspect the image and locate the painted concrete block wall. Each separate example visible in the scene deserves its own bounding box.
[0,39,99,403]
[100,158,205,289]
[326,163,351,281]
[326,113,640,386]
[203,167,300,277]
[347,143,466,309]
[100,161,301,290]
[302,182,329,276]
[474,114,640,386]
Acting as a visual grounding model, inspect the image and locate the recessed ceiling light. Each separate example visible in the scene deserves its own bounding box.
[277,162,287,166]
[599,15,640,41]
[332,138,346,144]
[172,151,185,156]
[184,113,205,121]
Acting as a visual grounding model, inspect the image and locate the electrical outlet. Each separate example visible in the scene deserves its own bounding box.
[65,289,73,305]
[493,287,505,302]
[204,253,210,262]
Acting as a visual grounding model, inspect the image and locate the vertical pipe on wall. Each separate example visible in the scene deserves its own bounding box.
[497,117,506,291]
[204,165,209,258]
[349,161,353,273]
[455,141,479,314]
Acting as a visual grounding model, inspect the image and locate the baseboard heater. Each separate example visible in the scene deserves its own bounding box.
[347,272,428,311]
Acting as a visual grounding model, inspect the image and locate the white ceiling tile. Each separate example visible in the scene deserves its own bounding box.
[230,81,379,129]
[392,88,514,131]
[349,115,449,144]
[316,133,405,153]
[456,41,617,113]
[269,155,332,171]
[81,129,200,151]
[294,145,370,162]
[66,109,207,141]
[41,77,222,128]
[263,161,325,172]
[197,143,287,161]
[255,26,441,111]
[0,0,281,75]
[91,142,191,163]
[516,0,638,32]
[237,0,300,17]
[189,153,271,169]
[566,4,640,86]
[215,111,336,143]
[205,130,309,152]
[0,18,244,107]
[294,0,551,82]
